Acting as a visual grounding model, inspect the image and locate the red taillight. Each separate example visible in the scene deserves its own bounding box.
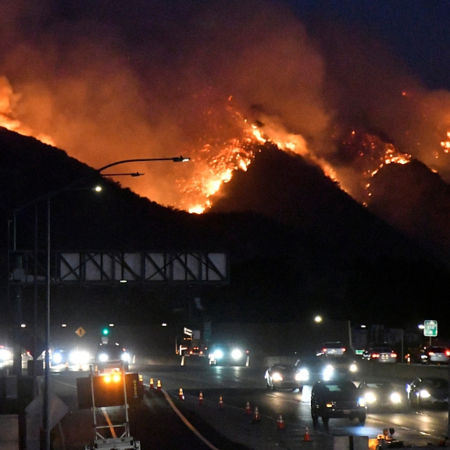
[342,348,346,352]
[446,350,450,356]
[428,352,435,356]
[372,353,380,358]
[391,353,397,358]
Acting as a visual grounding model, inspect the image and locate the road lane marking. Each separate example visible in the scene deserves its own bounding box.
[52,379,77,389]
[161,389,221,450]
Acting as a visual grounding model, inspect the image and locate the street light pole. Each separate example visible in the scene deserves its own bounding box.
[41,155,189,450]
[43,194,51,448]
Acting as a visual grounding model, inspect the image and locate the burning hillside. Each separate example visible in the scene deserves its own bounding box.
[1,1,450,219]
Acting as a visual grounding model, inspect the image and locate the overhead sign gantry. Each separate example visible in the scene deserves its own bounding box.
[10,251,229,285]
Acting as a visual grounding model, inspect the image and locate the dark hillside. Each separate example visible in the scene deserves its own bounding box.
[0,128,448,337]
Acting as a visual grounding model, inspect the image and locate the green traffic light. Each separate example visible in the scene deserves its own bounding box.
[102,328,109,335]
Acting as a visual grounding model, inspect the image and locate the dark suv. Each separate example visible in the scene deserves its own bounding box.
[311,379,366,425]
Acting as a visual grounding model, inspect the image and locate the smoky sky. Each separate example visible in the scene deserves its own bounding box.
[1,0,450,210]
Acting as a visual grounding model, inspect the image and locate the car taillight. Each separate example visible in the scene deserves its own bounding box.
[391,353,397,358]
[446,350,450,356]
[428,352,435,356]
[372,353,380,358]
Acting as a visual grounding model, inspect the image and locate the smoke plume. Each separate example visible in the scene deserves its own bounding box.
[1,0,450,211]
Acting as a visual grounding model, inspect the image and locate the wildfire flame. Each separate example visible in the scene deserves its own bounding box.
[0,76,54,146]
[2,74,449,214]
[441,132,450,153]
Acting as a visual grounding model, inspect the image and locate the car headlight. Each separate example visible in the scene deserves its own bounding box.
[358,397,366,407]
[98,352,109,362]
[349,363,358,372]
[272,372,283,381]
[364,392,377,404]
[213,349,224,360]
[390,392,402,404]
[0,349,12,362]
[323,364,334,380]
[419,389,431,399]
[52,351,63,364]
[70,350,90,365]
[231,348,243,360]
[296,368,309,382]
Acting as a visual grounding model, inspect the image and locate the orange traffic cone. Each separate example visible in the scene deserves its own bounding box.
[252,406,261,422]
[277,414,285,430]
[150,378,154,389]
[219,395,224,409]
[199,391,204,405]
[303,425,311,442]
[245,401,252,415]
[178,388,185,401]
[156,379,162,390]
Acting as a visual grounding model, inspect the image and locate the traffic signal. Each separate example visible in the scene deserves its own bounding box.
[102,327,109,336]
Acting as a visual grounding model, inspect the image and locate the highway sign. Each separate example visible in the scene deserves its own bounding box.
[423,320,438,337]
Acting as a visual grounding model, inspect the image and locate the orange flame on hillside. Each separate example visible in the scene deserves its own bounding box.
[0,76,54,146]
[441,132,450,153]
[3,75,450,214]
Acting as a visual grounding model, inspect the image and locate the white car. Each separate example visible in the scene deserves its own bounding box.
[316,341,347,356]
[420,346,450,364]
[265,361,309,391]
[362,347,397,363]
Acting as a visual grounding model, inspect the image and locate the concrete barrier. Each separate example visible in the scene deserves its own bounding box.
[0,415,19,450]
[357,360,450,383]
[134,353,450,382]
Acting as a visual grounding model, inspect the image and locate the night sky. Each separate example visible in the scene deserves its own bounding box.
[290,1,450,91]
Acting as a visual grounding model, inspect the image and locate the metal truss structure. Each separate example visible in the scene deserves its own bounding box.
[10,250,228,285]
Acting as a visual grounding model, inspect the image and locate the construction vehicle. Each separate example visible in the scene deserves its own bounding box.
[77,360,142,449]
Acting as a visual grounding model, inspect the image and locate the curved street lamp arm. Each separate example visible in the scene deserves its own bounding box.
[96,156,190,173]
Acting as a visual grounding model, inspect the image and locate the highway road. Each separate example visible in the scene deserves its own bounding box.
[47,359,450,449]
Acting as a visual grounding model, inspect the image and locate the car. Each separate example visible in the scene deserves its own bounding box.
[406,377,449,408]
[264,361,309,391]
[208,343,249,366]
[95,343,131,372]
[362,347,397,363]
[316,341,347,356]
[186,345,207,357]
[357,381,405,410]
[311,378,367,425]
[420,346,450,364]
[315,354,358,380]
[51,347,92,370]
